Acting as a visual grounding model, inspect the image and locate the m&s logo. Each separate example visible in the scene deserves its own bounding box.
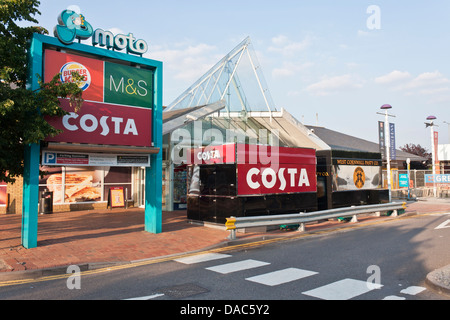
[103,62,153,108]
[109,76,148,97]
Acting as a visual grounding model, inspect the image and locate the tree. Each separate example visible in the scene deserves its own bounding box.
[400,143,431,169]
[400,143,431,160]
[0,0,83,183]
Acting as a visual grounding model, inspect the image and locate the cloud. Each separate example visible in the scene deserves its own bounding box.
[272,61,314,78]
[149,42,219,82]
[376,70,450,103]
[268,35,312,56]
[305,74,364,96]
[374,70,411,84]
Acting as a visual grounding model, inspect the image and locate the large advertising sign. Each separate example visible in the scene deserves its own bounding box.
[44,49,153,147]
[332,158,382,191]
[236,146,316,196]
[188,144,317,196]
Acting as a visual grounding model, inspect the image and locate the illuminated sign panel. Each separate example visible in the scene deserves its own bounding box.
[104,62,153,108]
[43,49,153,147]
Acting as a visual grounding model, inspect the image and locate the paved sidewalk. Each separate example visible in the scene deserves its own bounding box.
[0,198,449,296]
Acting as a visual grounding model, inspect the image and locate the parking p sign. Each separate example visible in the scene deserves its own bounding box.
[44,152,57,165]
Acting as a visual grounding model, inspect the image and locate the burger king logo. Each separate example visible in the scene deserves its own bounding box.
[60,62,91,91]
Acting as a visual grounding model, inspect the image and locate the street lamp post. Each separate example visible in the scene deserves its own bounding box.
[426,115,437,197]
[377,104,395,203]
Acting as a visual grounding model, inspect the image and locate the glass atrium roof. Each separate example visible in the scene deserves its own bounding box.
[165,37,277,114]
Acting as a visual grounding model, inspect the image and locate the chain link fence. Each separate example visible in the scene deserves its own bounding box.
[383,169,450,199]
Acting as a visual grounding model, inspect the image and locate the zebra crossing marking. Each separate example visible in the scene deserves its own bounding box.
[245,268,318,286]
[400,286,426,295]
[206,259,270,274]
[302,278,383,300]
[174,253,231,264]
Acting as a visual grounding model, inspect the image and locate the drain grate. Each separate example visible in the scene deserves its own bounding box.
[158,283,209,299]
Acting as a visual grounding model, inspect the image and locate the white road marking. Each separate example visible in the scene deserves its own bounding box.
[400,286,426,295]
[302,278,383,300]
[124,293,164,300]
[435,219,450,230]
[206,259,270,274]
[383,295,406,300]
[246,268,318,286]
[175,253,231,264]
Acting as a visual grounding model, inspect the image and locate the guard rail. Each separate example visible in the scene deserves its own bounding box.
[225,202,407,240]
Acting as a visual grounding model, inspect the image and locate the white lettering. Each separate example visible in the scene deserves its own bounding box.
[100,116,109,136]
[137,80,148,97]
[79,114,98,132]
[61,113,138,136]
[111,117,123,134]
[247,168,260,190]
[278,168,286,191]
[287,168,297,186]
[246,167,311,190]
[123,119,138,135]
[298,168,310,187]
[261,168,276,189]
[62,112,79,131]
[110,75,124,93]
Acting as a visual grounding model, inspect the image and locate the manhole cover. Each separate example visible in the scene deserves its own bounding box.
[158,283,209,299]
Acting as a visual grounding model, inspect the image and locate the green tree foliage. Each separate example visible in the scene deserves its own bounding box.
[0,0,83,183]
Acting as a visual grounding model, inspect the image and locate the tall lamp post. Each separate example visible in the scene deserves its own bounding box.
[426,115,437,197]
[377,104,395,203]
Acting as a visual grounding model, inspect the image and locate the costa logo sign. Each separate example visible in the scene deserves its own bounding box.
[60,62,91,91]
[197,149,221,161]
[62,113,138,136]
[45,99,152,147]
[238,164,316,196]
[246,167,311,191]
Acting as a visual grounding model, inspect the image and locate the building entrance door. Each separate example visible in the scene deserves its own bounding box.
[134,167,146,208]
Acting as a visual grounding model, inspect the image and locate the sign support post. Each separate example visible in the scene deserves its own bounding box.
[145,62,163,234]
[21,35,43,249]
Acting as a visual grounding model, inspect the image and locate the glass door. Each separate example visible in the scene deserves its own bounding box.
[134,167,146,208]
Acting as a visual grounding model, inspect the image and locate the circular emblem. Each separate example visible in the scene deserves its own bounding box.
[60,62,91,91]
[353,167,365,189]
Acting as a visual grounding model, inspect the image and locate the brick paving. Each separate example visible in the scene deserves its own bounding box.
[0,199,449,274]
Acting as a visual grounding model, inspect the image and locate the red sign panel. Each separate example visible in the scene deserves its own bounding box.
[43,49,153,147]
[189,144,236,164]
[45,99,152,147]
[237,163,317,195]
[44,50,104,103]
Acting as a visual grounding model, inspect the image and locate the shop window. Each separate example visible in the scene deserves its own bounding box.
[39,166,131,204]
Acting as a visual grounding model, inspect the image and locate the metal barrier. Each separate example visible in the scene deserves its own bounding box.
[225,202,407,240]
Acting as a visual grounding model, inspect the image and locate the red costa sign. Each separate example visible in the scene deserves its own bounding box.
[237,163,316,196]
[190,144,236,164]
[45,99,152,147]
[237,144,316,195]
[190,143,316,196]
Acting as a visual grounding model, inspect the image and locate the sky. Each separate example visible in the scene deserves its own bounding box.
[25,0,450,150]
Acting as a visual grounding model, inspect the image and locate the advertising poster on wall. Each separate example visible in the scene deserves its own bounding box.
[39,166,131,204]
[332,159,382,191]
[0,181,6,206]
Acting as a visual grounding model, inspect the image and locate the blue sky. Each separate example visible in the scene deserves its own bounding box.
[30,1,450,149]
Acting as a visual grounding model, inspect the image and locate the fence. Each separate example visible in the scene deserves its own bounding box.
[383,169,450,198]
